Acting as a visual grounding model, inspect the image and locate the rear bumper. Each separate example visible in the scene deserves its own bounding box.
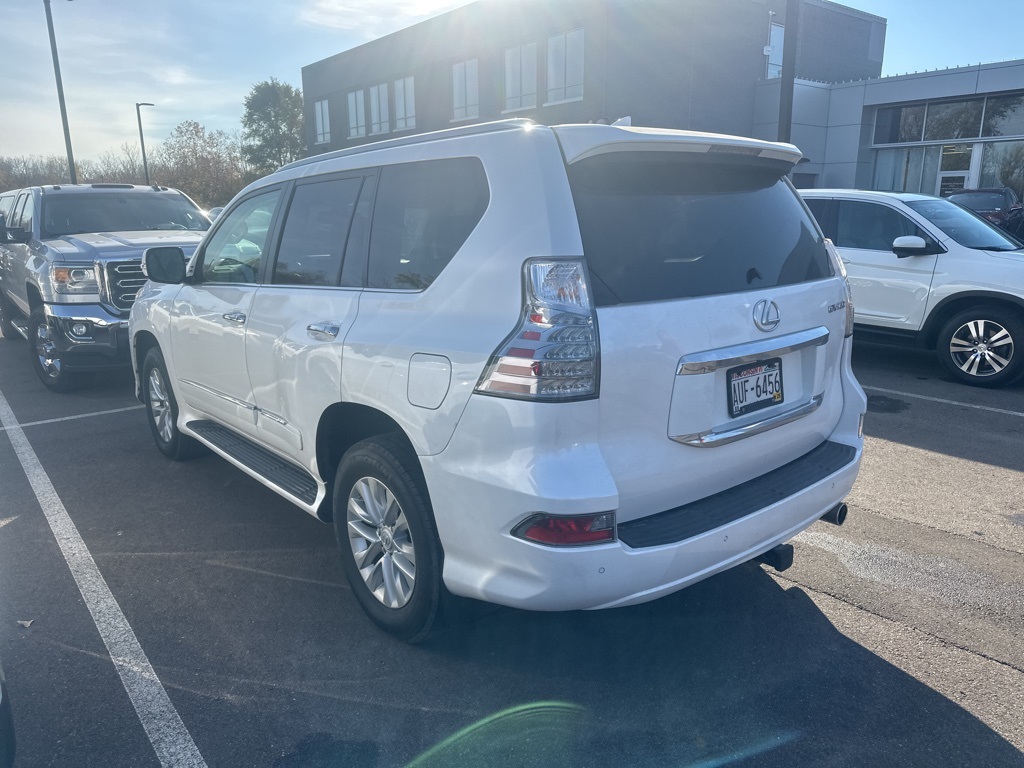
[43,303,131,372]
[426,440,861,611]
[422,338,866,611]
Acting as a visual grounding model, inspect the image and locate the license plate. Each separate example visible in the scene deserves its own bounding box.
[727,357,783,418]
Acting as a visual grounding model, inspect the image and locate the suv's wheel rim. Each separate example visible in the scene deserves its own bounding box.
[34,322,61,379]
[148,368,174,443]
[949,319,1014,377]
[347,476,416,609]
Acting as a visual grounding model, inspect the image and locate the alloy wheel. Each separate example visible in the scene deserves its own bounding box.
[148,367,174,443]
[346,476,417,609]
[948,319,1014,378]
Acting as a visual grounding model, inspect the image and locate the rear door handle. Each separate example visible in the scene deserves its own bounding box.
[306,322,340,341]
[223,311,247,324]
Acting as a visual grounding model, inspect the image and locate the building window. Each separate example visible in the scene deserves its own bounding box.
[766,23,784,78]
[546,28,584,104]
[874,105,925,145]
[348,90,366,138]
[981,140,1024,200]
[314,99,330,144]
[452,59,479,120]
[982,93,1024,138]
[369,83,389,135]
[504,42,537,111]
[923,99,984,142]
[394,76,416,130]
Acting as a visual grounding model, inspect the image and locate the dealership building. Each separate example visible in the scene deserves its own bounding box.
[302,0,1024,197]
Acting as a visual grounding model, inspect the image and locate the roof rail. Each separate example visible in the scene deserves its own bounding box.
[278,118,538,173]
[90,183,135,189]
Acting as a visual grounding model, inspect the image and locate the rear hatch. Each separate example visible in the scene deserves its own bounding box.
[555,127,850,524]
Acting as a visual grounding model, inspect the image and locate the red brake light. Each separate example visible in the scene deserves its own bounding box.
[512,512,616,546]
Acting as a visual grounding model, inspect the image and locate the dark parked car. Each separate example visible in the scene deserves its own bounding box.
[947,187,1023,236]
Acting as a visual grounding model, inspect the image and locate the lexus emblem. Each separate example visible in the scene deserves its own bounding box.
[753,299,780,332]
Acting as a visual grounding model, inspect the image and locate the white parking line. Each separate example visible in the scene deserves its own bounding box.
[863,385,1024,418]
[0,388,207,768]
[0,404,145,433]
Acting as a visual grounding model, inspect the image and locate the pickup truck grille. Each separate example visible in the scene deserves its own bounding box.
[102,260,146,311]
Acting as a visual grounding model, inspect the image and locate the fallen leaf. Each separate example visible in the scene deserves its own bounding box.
[17,620,33,628]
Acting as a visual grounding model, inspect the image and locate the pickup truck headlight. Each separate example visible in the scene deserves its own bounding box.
[50,264,100,295]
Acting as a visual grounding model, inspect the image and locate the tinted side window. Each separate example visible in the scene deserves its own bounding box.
[273,177,363,286]
[569,152,832,306]
[18,195,35,233]
[835,201,921,251]
[803,198,833,238]
[367,158,489,290]
[201,189,281,284]
[0,194,15,222]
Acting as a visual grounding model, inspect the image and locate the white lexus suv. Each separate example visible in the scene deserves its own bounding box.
[130,120,866,640]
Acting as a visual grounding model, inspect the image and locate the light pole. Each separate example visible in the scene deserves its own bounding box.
[136,102,154,184]
[43,0,76,184]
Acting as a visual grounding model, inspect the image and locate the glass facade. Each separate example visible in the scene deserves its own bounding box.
[874,105,924,144]
[980,140,1024,198]
[872,91,1024,200]
[982,94,1024,137]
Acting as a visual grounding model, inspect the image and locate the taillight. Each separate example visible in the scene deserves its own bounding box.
[475,259,599,400]
[825,239,855,338]
[512,512,616,546]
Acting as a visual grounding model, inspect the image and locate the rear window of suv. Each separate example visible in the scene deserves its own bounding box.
[567,152,832,306]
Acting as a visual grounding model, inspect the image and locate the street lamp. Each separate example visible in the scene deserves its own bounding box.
[136,102,154,184]
[43,0,76,184]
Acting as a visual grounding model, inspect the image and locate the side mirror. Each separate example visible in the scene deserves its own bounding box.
[892,235,928,258]
[142,246,187,284]
[2,226,31,245]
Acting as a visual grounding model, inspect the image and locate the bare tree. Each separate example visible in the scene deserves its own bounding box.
[150,120,247,208]
[89,142,144,183]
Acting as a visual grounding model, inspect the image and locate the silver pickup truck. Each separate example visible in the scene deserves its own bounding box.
[0,184,208,392]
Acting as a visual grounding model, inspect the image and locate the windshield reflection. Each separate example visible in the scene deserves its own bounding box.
[907,199,1022,251]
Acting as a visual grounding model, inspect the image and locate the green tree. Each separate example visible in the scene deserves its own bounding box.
[241,77,304,175]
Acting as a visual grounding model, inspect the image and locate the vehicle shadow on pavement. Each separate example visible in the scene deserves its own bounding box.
[853,343,1024,472]
[391,564,1024,768]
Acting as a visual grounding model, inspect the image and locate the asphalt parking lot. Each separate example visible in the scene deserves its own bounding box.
[0,337,1022,767]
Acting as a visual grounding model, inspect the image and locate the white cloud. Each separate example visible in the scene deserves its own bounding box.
[155,67,200,87]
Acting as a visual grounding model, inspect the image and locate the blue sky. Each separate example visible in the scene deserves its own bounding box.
[0,0,1019,160]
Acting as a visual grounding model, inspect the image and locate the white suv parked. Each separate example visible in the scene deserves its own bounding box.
[131,120,866,640]
[801,190,1024,387]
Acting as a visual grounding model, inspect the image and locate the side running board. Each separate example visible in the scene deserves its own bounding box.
[9,317,29,340]
[187,420,318,505]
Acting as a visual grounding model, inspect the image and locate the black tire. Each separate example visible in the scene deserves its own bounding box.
[27,308,92,393]
[0,289,16,340]
[333,435,447,642]
[936,306,1024,388]
[141,346,207,460]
